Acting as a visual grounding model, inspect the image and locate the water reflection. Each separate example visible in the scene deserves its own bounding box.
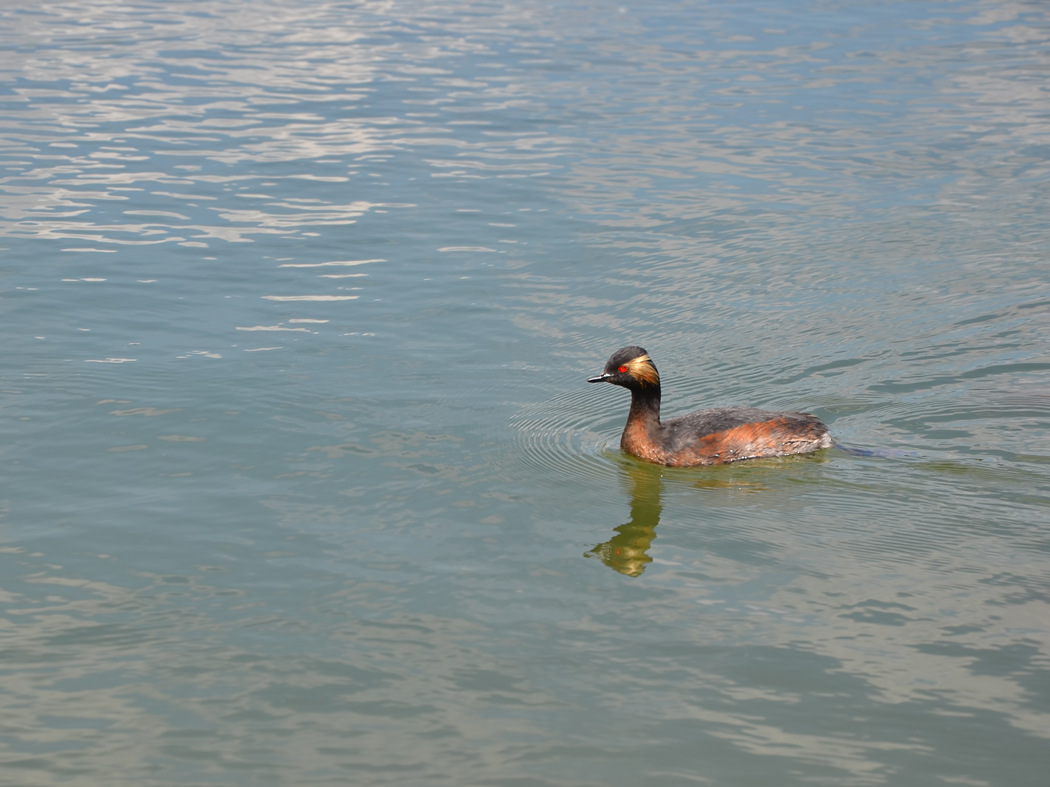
[587,459,792,576]
[586,461,663,577]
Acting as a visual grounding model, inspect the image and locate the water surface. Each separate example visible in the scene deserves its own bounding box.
[2,1,1049,785]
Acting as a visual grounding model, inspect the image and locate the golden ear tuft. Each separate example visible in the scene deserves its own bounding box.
[626,354,660,387]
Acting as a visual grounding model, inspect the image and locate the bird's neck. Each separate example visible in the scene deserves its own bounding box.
[627,385,661,428]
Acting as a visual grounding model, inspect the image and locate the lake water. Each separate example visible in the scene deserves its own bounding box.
[2,0,1049,784]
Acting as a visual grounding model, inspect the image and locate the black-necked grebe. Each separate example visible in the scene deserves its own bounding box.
[588,346,832,466]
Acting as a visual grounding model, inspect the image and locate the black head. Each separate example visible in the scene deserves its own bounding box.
[587,346,661,390]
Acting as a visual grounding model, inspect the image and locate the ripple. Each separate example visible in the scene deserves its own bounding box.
[510,385,626,485]
[261,295,358,301]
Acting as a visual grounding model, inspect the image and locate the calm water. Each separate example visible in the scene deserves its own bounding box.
[2,0,1050,784]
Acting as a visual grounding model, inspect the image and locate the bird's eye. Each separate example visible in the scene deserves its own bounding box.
[618,365,628,373]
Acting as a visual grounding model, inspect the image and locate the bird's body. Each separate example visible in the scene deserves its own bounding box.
[589,346,831,467]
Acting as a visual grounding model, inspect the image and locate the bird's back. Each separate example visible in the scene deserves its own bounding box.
[656,407,831,466]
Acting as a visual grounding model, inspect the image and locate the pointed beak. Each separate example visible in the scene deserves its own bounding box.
[587,372,612,383]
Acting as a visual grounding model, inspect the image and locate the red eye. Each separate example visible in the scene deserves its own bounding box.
[618,365,628,373]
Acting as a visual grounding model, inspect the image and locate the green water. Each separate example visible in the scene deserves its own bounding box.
[1,0,1049,784]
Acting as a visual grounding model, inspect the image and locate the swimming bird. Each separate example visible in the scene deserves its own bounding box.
[588,346,832,466]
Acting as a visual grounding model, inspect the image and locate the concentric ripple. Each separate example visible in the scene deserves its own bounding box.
[509,385,628,485]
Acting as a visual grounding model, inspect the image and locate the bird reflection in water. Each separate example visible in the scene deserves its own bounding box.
[586,462,664,577]
[586,462,776,577]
